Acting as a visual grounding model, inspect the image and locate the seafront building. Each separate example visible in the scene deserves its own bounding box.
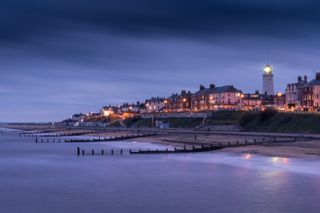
[285,76,308,109]
[301,73,320,110]
[191,84,242,111]
[145,97,165,113]
[164,90,192,112]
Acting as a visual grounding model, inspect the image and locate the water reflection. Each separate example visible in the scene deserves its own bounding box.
[243,154,290,166]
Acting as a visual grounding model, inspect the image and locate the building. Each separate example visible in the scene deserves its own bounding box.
[145,97,165,113]
[262,64,274,95]
[192,84,242,111]
[117,102,141,114]
[274,92,286,109]
[164,90,192,112]
[301,73,320,110]
[191,84,211,110]
[241,91,262,110]
[285,76,308,109]
[175,90,192,111]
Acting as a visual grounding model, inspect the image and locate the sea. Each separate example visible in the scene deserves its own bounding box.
[0,128,319,213]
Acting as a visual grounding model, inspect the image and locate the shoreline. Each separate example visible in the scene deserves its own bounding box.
[3,124,320,160]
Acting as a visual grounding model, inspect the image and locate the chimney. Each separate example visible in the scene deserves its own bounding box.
[181,90,186,95]
[316,73,320,81]
[209,84,215,89]
[304,75,308,82]
[298,76,302,83]
[200,85,205,90]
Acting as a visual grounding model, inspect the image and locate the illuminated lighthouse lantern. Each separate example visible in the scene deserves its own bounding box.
[262,64,274,95]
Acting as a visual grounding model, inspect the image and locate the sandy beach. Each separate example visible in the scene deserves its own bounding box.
[4,124,320,160]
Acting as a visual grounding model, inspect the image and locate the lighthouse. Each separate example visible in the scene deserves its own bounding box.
[262,64,274,95]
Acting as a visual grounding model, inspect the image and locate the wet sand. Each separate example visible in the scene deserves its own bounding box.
[4,124,320,160]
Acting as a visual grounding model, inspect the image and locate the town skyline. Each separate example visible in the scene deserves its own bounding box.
[1,64,320,123]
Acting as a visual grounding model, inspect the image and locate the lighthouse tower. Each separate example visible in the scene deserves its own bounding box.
[262,64,274,95]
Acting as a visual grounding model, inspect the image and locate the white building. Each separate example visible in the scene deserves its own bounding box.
[145,97,165,112]
[262,64,274,95]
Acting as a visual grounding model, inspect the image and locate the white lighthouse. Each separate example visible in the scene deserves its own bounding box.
[262,64,274,95]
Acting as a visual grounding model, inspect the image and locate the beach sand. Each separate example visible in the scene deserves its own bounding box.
[4,124,320,160]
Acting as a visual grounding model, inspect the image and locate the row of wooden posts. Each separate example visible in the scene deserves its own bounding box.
[65,133,155,143]
[35,138,62,143]
[20,131,96,138]
[76,137,302,156]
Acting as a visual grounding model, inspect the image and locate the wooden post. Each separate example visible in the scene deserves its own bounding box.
[120,149,123,155]
[92,150,94,155]
[82,150,85,155]
[111,149,114,155]
[101,150,104,155]
[77,147,80,156]
[194,135,197,140]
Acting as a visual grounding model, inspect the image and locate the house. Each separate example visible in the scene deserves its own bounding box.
[145,97,165,113]
[174,90,192,111]
[301,73,320,110]
[285,76,308,109]
[164,90,192,112]
[241,92,262,111]
[191,84,242,111]
[118,102,141,114]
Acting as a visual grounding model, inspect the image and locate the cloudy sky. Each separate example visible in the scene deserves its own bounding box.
[1,0,320,122]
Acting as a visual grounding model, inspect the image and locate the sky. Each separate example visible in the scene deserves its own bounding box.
[1,0,320,122]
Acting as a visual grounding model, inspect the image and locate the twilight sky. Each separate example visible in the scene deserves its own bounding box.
[1,0,320,122]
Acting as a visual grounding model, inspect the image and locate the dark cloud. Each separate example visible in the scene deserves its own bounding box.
[2,0,320,44]
[1,0,320,122]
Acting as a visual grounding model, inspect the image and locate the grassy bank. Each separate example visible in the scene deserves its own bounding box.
[123,111,245,128]
[121,110,320,133]
[240,110,320,133]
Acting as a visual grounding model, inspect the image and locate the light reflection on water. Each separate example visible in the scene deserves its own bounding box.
[0,129,319,213]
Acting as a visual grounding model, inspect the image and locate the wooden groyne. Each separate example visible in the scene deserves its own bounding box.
[66,133,156,143]
[76,137,304,156]
[21,130,97,138]
[35,137,63,143]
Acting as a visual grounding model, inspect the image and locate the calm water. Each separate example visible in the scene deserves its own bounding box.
[0,128,319,213]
